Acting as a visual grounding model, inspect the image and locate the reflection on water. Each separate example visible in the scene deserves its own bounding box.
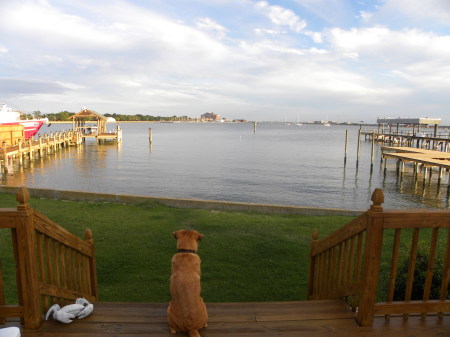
[1,122,449,210]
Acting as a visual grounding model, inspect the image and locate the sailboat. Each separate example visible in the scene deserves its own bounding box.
[323,115,331,126]
[284,113,291,125]
[295,113,302,126]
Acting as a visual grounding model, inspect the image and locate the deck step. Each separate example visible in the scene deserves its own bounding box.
[3,299,449,336]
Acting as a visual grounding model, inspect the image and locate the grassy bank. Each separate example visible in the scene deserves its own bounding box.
[0,193,353,303]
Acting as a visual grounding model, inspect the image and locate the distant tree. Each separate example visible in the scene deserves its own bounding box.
[33,110,43,118]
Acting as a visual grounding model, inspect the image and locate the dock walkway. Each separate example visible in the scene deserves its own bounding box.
[3,300,449,337]
[0,131,83,173]
[362,130,450,151]
[381,146,450,182]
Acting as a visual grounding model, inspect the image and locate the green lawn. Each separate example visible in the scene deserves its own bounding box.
[0,193,353,303]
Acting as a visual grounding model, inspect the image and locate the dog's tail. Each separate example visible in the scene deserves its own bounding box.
[188,329,201,337]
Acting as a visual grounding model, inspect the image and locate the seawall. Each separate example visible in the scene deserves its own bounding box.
[0,186,364,217]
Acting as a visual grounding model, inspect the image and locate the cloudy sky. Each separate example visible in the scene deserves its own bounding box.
[1,0,450,123]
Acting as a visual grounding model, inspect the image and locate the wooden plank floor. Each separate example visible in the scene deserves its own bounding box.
[381,146,450,170]
[1,300,449,337]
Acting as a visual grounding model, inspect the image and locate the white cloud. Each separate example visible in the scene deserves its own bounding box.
[255,1,306,33]
[195,17,228,39]
[365,0,450,28]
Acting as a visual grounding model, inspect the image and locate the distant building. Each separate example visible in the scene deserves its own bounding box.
[201,112,221,121]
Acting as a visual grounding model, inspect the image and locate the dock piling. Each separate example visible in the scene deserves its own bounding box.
[370,132,375,168]
[344,130,348,165]
[356,128,361,166]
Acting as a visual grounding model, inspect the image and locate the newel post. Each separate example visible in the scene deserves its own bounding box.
[307,230,319,299]
[85,229,99,301]
[357,188,385,326]
[15,187,42,329]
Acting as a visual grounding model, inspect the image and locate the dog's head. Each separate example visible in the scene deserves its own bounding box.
[172,229,203,252]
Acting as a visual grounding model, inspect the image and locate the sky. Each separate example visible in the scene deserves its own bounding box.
[1,0,450,123]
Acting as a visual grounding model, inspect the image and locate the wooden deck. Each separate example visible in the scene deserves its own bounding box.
[2,300,449,337]
[381,146,450,181]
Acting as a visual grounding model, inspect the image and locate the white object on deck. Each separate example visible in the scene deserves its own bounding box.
[0,327,20,337]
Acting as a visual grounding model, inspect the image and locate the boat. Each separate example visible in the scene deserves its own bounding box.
[295,113,302,126]
[0,104,48,138]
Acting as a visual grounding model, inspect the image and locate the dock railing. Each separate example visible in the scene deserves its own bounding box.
[308,188,450,326]
[0,187,97,329]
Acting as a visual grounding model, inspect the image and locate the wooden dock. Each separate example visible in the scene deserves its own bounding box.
[2,300,449,337]
[0,131,83,174]
[362,130,450,151]
[381,146,450,182]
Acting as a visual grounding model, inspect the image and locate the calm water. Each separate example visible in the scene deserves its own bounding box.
[2,122,449,210]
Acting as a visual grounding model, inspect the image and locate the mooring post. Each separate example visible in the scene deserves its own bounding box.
[253,121,257,133]
[356,128,361,166]
[371,132,375,168]
[148,128,153,144]
[344,130,348,165]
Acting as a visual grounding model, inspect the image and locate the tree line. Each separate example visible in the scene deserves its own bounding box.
[28,111,196,122]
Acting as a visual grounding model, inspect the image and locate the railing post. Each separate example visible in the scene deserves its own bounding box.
[14,187,42,329]
[307,230,319,299]
[85,229,98,301]
[357,188,384,326]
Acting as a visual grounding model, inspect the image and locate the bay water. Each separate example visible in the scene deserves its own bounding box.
[2,122,449,210]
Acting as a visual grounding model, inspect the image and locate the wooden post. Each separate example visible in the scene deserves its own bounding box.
[28,140,33,161]
[307,230,319,299]
[357,189,384,327]
[370,132,375,168]
[344,130,348,165]
[18,139,23,166]
[253,122,257,133]
[14,187,42,328]
[84,229,98,300]
[148,128,153,144]
[357,128,361,166]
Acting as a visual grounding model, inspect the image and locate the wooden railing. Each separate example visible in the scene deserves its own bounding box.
[308,188,450,326]
[0,187,97,328]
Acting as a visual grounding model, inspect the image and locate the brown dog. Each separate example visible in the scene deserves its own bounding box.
[167,230,208,337]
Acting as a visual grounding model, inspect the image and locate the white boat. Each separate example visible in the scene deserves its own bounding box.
[295,113,302,126]
[0,104,48,138]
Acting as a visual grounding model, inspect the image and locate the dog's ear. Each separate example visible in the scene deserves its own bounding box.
[172,231,179,239]
[197,233,204,241]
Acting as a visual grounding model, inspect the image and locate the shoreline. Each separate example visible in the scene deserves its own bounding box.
[0,186,364,216]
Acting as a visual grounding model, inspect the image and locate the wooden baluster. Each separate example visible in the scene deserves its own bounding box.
[59,244,67,290]
[85,229,98,300]
[345,236,357,309]
[337,241,345,289]
[35,233,49,310]
[386,228,401,321]
[421,227,439,319]
[0,254,5,324]
[439,228,450,318]
[307,230,319,299]
[403,228,420,320]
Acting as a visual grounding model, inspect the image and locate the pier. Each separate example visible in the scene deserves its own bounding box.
[362,130,450,151]
[70,108,122,143]
[0,130,83,174]
[361,117,449,151]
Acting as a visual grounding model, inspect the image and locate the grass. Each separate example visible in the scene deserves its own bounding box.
[0,193,353,303]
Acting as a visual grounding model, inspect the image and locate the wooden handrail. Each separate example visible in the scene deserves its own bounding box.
[0,186,97,329]
[308,188,450,326]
